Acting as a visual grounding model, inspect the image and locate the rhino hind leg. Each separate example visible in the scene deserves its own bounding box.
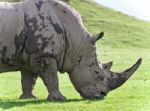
[19,71,38,99]
[39,58,66,101]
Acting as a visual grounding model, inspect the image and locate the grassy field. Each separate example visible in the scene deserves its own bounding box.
[0,0,150,111]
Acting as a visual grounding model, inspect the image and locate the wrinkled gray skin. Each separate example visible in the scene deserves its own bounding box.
[0,0,142,100]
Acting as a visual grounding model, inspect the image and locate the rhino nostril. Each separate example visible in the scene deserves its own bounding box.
[100,91,107,96]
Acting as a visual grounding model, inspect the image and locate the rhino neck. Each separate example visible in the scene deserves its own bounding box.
[60,28,88,73]
[0,2,25,71]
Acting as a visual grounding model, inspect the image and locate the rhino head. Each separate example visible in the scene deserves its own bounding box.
[69,32,142,99]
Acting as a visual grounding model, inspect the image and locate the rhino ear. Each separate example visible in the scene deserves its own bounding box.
[91,32,104,44]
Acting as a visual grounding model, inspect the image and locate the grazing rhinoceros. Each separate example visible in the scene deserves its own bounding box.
[0,0,142,100]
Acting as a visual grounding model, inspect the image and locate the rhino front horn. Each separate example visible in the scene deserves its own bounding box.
[108,58,142,90]
[91,32,104,44]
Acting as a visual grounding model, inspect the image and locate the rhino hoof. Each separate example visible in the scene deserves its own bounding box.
[47,92,67,101]
[19,94,37,99]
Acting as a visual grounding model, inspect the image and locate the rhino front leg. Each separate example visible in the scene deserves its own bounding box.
[19,70,38,99]
[39,58,66,101]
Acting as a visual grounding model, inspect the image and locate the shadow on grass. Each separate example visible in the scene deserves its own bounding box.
[0,98,102,109]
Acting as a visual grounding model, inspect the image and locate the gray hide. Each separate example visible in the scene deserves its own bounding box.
[0,0,142,100]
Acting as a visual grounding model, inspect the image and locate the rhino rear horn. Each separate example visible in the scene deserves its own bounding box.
[108,58,142,90]
[102,61,113,71]
[91,32,104,44]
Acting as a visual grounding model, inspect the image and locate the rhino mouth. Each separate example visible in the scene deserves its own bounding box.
[80,92,107,99]
[78,85,108,99]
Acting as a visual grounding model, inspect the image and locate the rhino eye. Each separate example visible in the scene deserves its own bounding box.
[99,76,104,81]
[94,71,99,74]
[94,70,105,81]
[95,76,104,81]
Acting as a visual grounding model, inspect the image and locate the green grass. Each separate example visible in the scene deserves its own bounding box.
[70,0,150,48]
[0,0,150,111]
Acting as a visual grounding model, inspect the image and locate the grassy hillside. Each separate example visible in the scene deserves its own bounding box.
[0,0,150,111]
[70,0,150,48]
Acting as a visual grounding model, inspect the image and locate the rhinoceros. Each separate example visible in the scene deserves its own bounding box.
[0,0,142,100]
